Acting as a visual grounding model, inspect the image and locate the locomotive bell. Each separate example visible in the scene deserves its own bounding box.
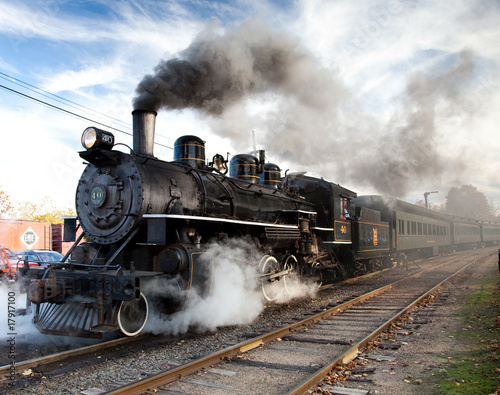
[173,135,206,169]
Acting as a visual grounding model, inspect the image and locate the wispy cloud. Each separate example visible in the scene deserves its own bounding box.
[41,63,125,93]
[0,0,499,209]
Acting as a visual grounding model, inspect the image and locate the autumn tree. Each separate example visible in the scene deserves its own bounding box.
[444,185,496,220]
[414,199,426,208]
[15,197,75,224]
[0,186,14,218]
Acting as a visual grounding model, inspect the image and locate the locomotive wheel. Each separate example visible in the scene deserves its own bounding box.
[259,255,281,302]
[311,261,323,287]
[282,254,297,296]
[117,292,149,337]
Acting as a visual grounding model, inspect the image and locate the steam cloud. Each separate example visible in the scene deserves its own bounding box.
[134,18,478,198]
[143,239,317,336]
[0,282,45,344]
[345,51,475,197]
[0,283,96,348]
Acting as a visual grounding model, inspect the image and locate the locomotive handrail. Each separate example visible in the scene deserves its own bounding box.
[223,173,312,204]
[281,209,318,215]
[312,226,334,231]
[143,213,300,229]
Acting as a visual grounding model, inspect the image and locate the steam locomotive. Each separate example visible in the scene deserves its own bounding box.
[22,110,500,338]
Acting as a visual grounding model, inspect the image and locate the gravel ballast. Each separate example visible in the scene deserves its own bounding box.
[313,251,499,395]
[1,249,497,394]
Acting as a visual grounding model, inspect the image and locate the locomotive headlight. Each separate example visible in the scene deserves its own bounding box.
[81,127,115,150]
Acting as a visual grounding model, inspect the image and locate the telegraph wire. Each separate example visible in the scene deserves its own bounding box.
[0,71,130,130]
[0,84,132,135]
[0,81,174,150]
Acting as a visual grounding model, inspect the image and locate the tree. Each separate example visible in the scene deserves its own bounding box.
[0,186,14,218]
[444,185,496,220]
[15,197,75,224]
[414,199,426,208]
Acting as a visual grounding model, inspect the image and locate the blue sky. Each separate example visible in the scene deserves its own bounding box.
[0,0,499,212]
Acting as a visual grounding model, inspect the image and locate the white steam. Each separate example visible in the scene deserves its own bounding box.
[262,272,318,305]
[0,282,88,346]
[143,239,317,336]
[0,282,41,341]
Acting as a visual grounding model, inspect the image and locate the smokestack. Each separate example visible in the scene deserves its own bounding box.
[132,110,157,157]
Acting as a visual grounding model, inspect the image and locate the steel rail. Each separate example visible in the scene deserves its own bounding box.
[0,335,144,383]
[286,254,487,394]
[0,256,427,382]
[101,253,484,395]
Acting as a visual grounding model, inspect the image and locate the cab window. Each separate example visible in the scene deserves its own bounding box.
[340,197,350,220]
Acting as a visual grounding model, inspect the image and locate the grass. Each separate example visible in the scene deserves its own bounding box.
[436,270,499,394]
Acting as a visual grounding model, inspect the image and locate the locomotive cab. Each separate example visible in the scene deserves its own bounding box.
[284,173,356,245]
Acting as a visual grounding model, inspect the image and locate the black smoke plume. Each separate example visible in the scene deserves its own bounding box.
[133,18,344,115]
[134,18,477,200]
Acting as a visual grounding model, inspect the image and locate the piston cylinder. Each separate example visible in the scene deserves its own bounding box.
[158,245,190,274]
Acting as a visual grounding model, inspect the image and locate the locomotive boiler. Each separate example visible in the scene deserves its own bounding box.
[25,110,324,338]
[22,107,498,339]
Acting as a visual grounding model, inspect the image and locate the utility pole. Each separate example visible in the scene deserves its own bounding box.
[424,191,438,208]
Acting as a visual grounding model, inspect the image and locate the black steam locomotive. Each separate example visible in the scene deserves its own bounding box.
[23,110,500,338]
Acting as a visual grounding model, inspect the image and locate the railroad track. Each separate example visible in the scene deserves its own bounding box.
[0,253,421,380]
[0,249,491,393]
[0,252,434,383]
[0,335,144,384]
[98,250,490,395]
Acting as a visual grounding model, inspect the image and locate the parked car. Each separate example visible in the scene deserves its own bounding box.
[0,246,20,280]
[15,250,65,267]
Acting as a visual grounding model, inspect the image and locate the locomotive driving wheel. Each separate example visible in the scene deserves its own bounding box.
[117,292,149,337]
[282,254,298,296]
[259,255,281,302]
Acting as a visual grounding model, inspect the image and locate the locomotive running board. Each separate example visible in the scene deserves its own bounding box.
[34,301,119,339]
